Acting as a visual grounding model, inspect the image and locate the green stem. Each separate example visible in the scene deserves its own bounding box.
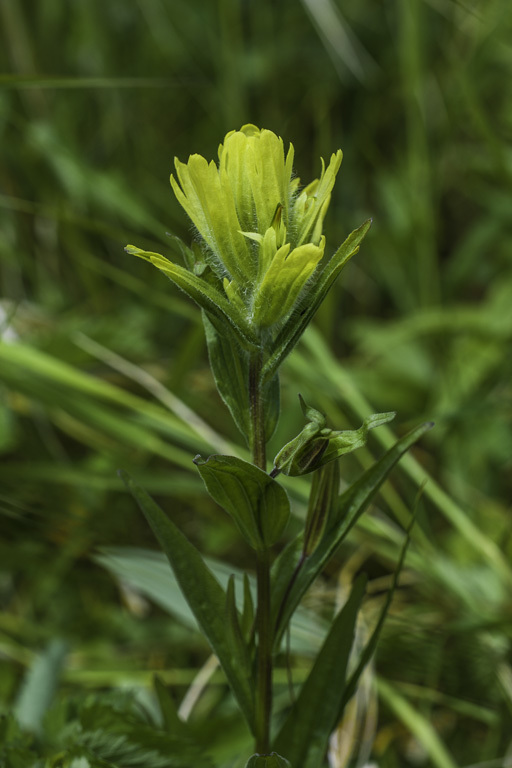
[249,349,272,753]
[255,547,272,753]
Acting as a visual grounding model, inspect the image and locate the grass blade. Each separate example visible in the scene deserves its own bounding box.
[14,639,67,735]
[377,677,458,768]
[341,518,413,708]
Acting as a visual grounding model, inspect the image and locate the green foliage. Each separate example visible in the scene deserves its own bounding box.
[119,471,255,732]
[1,0,511,765]
[271,422,433,647]
[2,693,215,768]
[274,575,366,766]
[272,396,395,476]
[125,244,259,348]
[202,313,251,439]
[203,313,281,443]
[302,461,340,557]
[0,714,40,768]
[119,115,428,761]
[194,454,290,548]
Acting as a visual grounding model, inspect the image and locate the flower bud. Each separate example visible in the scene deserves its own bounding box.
[272,398,396,477]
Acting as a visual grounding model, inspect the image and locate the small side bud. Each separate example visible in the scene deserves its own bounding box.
[272,398,328,477]
[272,400,396,477]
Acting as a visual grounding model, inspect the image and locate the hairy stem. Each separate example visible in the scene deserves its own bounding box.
[255,547,272,753]
[249,349,272,753]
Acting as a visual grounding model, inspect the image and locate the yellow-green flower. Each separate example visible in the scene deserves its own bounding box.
[127,125,369,339]
[170,125,341,327]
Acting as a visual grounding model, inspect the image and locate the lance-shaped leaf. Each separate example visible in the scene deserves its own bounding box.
[241,573,256,645]
[119,471,254,729]
[125,245,258,348]
[272,422,433,647]
[245,753,292,768]
[262,368,281,444]
[202,312,251,440]
[194,455,290,548]
[261,220,371,385]
[273,574,367,767]
[303,460,340,557]
[203,313,280,443]
[293,150,343,247]
[226,575,253,681]
[271,533,304,637]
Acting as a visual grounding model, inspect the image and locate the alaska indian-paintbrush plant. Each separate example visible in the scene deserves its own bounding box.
[124,125,431,767]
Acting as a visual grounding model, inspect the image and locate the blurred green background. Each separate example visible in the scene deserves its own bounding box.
[1,0,511,765]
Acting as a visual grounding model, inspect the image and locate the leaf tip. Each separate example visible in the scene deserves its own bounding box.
[117,468,130,486]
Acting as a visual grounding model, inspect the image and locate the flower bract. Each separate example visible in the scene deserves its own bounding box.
[128,124,348,332]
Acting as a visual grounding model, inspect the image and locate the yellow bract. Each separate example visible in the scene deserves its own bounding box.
[165,125,343,329]
[253,237,326,328]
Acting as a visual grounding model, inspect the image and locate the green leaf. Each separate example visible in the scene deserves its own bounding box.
[0,713,39,767]
[202,312,251,440]
[202,313,280,442]
[14,639,67,735]
[303,460,340,557]
[226,575,253,676]
[194,455,290,548]
[273,422,433,646]
[273,574,367,767]
[241,573,256,644]
[119,471,255,730]
[262,220,371,384]
[69,694,216,768]
[168,233,205,274]
[125,245,258,348]
[95,547,320,657]
[270,534,305,640]
[262,369,280,443]
[245,753,292,768]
